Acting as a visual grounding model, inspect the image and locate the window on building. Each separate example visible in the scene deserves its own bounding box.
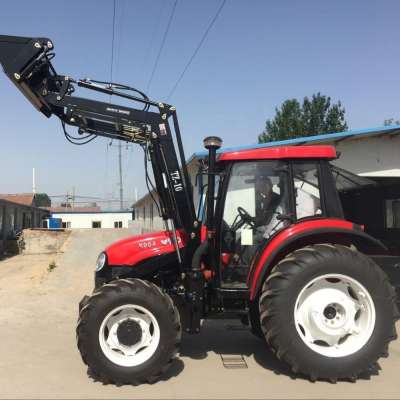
[62,221,71,229]
[386,199,400,228]
[143,206,146,222]
[114,221,123,228]
[92,221,102,228]
[10,213,15,230]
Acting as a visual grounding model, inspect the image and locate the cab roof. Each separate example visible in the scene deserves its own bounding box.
[188,124,400,164]
[218,145,336,162]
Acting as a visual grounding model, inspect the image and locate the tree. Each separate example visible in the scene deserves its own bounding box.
[258,93,348,143]
[34,193,51,207]
[384,118,400,126]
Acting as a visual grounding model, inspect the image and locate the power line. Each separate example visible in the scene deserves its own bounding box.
[110,0,117,85]
[140,1,166,84]
[166,0,227,101]
[146,0,178,93]
[114,0,126,79]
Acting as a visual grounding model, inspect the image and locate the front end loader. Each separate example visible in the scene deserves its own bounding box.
[0,35,398,384]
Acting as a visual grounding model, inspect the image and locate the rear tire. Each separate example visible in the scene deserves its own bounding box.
[259,244,399,382]
[77,278,181,385]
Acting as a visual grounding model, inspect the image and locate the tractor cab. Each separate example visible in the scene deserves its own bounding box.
[200,145,343,290]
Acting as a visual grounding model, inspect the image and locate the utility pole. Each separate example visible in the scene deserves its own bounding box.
[118,142,123,210]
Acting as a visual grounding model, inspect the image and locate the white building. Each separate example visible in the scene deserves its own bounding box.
[132,124,400,255]
[51,209,133,229]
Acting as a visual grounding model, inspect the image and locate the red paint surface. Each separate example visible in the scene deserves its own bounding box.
[249,218,354,299]
[219,145,336,162]
[200,224,207,242]
[106,230,185,266]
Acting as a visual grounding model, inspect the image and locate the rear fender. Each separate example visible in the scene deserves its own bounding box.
[248,218,387,300]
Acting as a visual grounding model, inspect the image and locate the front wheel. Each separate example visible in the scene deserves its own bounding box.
[77,279,181,385]
[259,244,399,382]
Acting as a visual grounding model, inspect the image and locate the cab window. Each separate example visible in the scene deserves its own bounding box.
[292,162,322,220]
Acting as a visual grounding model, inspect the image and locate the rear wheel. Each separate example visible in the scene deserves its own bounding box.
[77,279,181,385]
[259,244,399,382]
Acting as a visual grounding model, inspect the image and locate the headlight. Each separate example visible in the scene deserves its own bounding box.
[95,252,107,272]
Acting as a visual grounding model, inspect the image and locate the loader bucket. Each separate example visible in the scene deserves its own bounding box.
[0,35,56,117]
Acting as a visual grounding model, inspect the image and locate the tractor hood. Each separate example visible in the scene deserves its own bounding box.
[105,230,185,267]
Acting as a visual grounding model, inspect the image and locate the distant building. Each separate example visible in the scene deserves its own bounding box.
[0,196,49,254]
[50,209,133,229]
[0,193,51,208]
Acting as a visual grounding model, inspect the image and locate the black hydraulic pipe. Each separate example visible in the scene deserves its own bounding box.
[77,80,160,108]
[191,240,209,271]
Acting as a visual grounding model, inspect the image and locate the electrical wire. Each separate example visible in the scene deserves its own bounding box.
[114,0,126,79]
[110,0,117,86]
[146,0,178,93]
[166,0,227,101]
[140,1,167,81]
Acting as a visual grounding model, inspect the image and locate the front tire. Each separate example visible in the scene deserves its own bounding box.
[259,244,399,382]
[77,279,181,385]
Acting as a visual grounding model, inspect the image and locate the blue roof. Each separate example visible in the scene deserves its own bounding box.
[188,124,400,163]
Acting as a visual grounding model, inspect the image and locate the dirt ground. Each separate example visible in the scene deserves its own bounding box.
[0,229,399,399]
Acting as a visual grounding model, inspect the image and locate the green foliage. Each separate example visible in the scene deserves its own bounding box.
[48,261,57,272]
[259,93,348,143]
[34,193,51,207]
[384,118,400,126]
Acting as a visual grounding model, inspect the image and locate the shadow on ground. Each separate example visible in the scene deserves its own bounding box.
[179,320,380,383]
[87,319,380,386]
[87,359,185,386]
[180,320,293,377]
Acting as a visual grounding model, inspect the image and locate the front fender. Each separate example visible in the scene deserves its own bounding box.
[248,218,387,300]
[95,230,186,287]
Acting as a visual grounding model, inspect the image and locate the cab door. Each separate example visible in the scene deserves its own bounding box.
[217,160,290,288]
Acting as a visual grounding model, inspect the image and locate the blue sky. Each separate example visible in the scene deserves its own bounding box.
[0,0,399,206]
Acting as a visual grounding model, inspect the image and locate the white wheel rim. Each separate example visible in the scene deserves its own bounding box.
[294,273,376,358]
[99,304,160,367]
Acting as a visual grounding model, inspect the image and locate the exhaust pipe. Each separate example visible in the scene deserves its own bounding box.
[203,136,223,239]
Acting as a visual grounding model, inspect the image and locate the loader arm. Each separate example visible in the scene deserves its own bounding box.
[0,34,200,266]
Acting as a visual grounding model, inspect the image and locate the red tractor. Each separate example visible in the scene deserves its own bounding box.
[0,35,398,385]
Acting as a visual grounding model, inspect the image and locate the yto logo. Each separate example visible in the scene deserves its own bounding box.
[138,240,156,248]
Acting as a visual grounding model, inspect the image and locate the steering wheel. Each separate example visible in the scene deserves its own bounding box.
[237,206,256,227]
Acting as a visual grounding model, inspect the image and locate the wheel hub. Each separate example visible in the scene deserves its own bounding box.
[99,304,161,367]
[117,318,142,346]
[323,305,337,319]
[294,274,376,357]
